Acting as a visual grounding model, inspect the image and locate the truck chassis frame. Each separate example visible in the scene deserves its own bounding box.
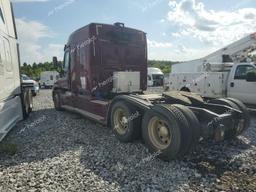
[53,88,249,161]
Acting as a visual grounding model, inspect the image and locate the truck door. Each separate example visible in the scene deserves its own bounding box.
[61,50,73,106]
[71,42,106,119]
[228,64,256,105]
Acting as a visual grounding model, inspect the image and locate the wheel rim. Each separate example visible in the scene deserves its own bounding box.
[148,116,171,150]
[113,108,128,135]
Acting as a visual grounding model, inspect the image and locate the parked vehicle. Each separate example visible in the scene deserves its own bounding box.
[21,74,39,96]
[0,0,32,141]
[170,63,256,104]
[169,33,256,106]
[147,67,164,87]
[53,22,250,161]
[40,71,59,89]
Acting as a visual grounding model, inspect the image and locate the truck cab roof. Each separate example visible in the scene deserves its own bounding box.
[66,22,146,49]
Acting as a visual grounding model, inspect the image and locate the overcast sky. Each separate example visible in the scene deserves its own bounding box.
[11,0,256,64]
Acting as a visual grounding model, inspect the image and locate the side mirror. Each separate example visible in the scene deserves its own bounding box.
[53,56,58,68]
[246,72,256,82]
[53,56,64,77]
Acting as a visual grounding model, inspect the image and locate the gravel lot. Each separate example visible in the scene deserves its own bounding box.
[0,90,256,192]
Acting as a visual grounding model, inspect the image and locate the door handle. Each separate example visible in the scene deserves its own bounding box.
[230,82,234,87]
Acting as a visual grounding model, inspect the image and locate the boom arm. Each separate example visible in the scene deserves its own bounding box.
[203,32,256,64]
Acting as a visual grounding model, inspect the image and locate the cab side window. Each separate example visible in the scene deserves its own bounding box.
[63,51,70,72]
[234,65,254,80]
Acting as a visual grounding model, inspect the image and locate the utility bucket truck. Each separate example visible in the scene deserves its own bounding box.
[0,0,32,141]
[169,33,256,107]
[53,23,251,161]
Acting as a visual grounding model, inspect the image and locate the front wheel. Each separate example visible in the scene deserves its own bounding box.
[53,90,63,111]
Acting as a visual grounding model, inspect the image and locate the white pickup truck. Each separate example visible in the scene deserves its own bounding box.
[169,33,256,106]
[169,63,256,105]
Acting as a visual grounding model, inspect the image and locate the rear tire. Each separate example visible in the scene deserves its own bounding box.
[142,105,193,161]
[226,98,251,134]
[110,101,141,142]
[172,104,201,151]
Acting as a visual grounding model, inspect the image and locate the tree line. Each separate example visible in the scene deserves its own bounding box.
[21,62,62,80]
[21,60,176,80]
[148,60,178,74]
[21,56,255,80]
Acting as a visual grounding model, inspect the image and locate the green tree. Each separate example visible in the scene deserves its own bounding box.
[20,60,62,80]
[148,60,177,74]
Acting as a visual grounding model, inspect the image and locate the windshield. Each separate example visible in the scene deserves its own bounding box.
[99,26,145,44]
[22,75,31,80]
[152,74,164,80]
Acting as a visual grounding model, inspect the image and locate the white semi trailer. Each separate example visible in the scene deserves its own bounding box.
[169,33,256,106]
[0,0,32,141]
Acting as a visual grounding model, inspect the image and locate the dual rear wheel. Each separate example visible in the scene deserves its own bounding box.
[110,101,200,161]
[142,105,200,160]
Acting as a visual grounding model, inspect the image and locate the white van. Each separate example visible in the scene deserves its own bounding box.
[40,71,59,88]
[0,0,32,141]
[147,67,164,87]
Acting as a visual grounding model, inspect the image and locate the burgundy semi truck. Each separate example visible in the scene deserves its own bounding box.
[52,23,250,161]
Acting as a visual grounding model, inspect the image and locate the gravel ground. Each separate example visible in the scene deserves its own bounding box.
[0,90,256,192]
